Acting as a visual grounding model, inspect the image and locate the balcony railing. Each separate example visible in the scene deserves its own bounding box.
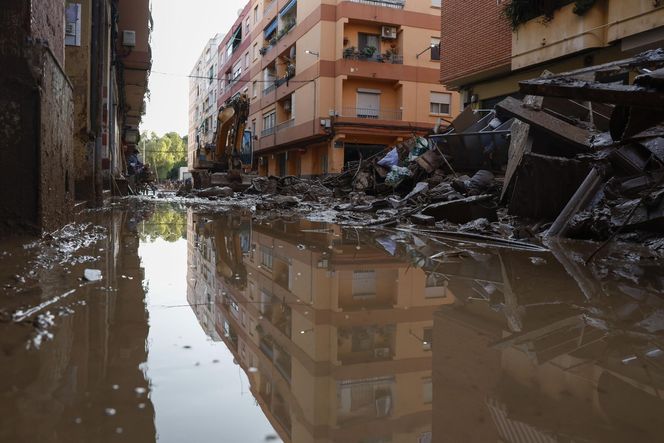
[343,52,403,64]
[349,0,405,9]
[342,107,402,120]
[276,119,294,132]
[262,83,276,96]
[261,126,276,137]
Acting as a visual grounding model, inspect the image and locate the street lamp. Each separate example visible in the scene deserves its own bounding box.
[416,43,437,59]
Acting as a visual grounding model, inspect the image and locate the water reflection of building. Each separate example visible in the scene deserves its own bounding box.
[432,246,664,443]
[0,209,156,442]
[187,211,455,443]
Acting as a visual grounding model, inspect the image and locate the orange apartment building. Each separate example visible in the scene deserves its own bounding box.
[186,211,454,442]
[440,0,664,109]
[209,0,457,177]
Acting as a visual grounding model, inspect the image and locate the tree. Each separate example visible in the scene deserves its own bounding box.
[139,131,188,180]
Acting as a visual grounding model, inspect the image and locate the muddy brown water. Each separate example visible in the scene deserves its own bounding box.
[0,201,663,442]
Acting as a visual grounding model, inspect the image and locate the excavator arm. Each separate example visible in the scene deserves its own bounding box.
[215,94,250,171]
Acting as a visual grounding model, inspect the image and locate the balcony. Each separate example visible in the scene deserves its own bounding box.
[261,126,276,137]
[343,50,403,64]
[342,107,402,120]
[275,119,294,132]
[263,83,276,96]
[349,0,404,9]
[511,2,607,70]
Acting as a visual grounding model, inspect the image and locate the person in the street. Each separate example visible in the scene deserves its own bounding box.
[127,149,143,176]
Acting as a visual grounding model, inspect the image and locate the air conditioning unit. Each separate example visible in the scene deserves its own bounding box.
[374,347,391,358]
[381,26,397,39]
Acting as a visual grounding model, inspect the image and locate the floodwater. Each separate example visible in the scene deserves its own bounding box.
[1,201,663,443]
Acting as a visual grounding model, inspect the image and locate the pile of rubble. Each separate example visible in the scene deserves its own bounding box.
[321,48,664,256]
[180,49,664,256]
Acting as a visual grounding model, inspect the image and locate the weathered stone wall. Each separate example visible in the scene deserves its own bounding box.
[30,0,66,66]
[0,0,74,234]
[38,47,75,231]
[0,58,40,231]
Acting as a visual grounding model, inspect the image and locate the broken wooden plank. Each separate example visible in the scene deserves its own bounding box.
[547,168,603,238]
[518,78,664,110]
[422,194,497,224]
[496,96,591,150]
[635,67,664,90]
[450,106,480,133]
[521,48,664,84]
[501,119,532,202]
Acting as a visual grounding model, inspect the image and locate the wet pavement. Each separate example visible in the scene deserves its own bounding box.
[1,200,663,442]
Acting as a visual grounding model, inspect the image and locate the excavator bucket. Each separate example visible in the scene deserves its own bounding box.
[215,106,236,160]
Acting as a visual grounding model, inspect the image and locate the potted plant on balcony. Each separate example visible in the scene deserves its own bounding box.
[343,37,349,46]
[362,45,377,60]
[343,46,356,59]
[259,45,269,56]
[270,35,278,46]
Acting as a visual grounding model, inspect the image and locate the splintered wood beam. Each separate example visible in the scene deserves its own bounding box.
[518,79,664,109]
[495,97,591,149]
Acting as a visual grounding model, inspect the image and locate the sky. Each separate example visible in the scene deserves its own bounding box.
[141,0,247,137]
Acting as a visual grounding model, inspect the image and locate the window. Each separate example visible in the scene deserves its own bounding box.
[253,42,258,60]
[352,270,376,299]
[245,52,250,69]
[431,37,441,60]
[422,378,432,403]
[252,81,257,97]
[232,61,242,84]
[251,119,256,136]
[253,5,259,23]
[430,92,451,115]
[431,0,441,7]
[356,89,381,119]
[425,273,448,298]
[358,33,380,59]
[262,111,276,136]
[260,246,273,269]
[321,153,328,174]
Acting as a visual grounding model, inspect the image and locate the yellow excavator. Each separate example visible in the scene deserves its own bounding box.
[191,93,252,189]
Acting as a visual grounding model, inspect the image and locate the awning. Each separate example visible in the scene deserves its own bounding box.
[264,19,277,38]
[279,0,296,16]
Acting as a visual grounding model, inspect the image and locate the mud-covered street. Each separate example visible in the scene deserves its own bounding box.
[0,200,662,442]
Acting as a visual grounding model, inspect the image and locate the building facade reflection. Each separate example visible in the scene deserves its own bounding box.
[0,208,156,442]
[187,212,450,443]
[187,210,664,443]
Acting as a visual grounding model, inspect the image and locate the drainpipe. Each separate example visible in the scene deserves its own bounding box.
[90,0,103,206]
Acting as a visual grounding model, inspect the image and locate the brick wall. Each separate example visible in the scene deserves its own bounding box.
[440,0,512,85]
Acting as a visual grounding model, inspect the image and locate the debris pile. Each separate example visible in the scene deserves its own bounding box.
[179,49,664,256]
